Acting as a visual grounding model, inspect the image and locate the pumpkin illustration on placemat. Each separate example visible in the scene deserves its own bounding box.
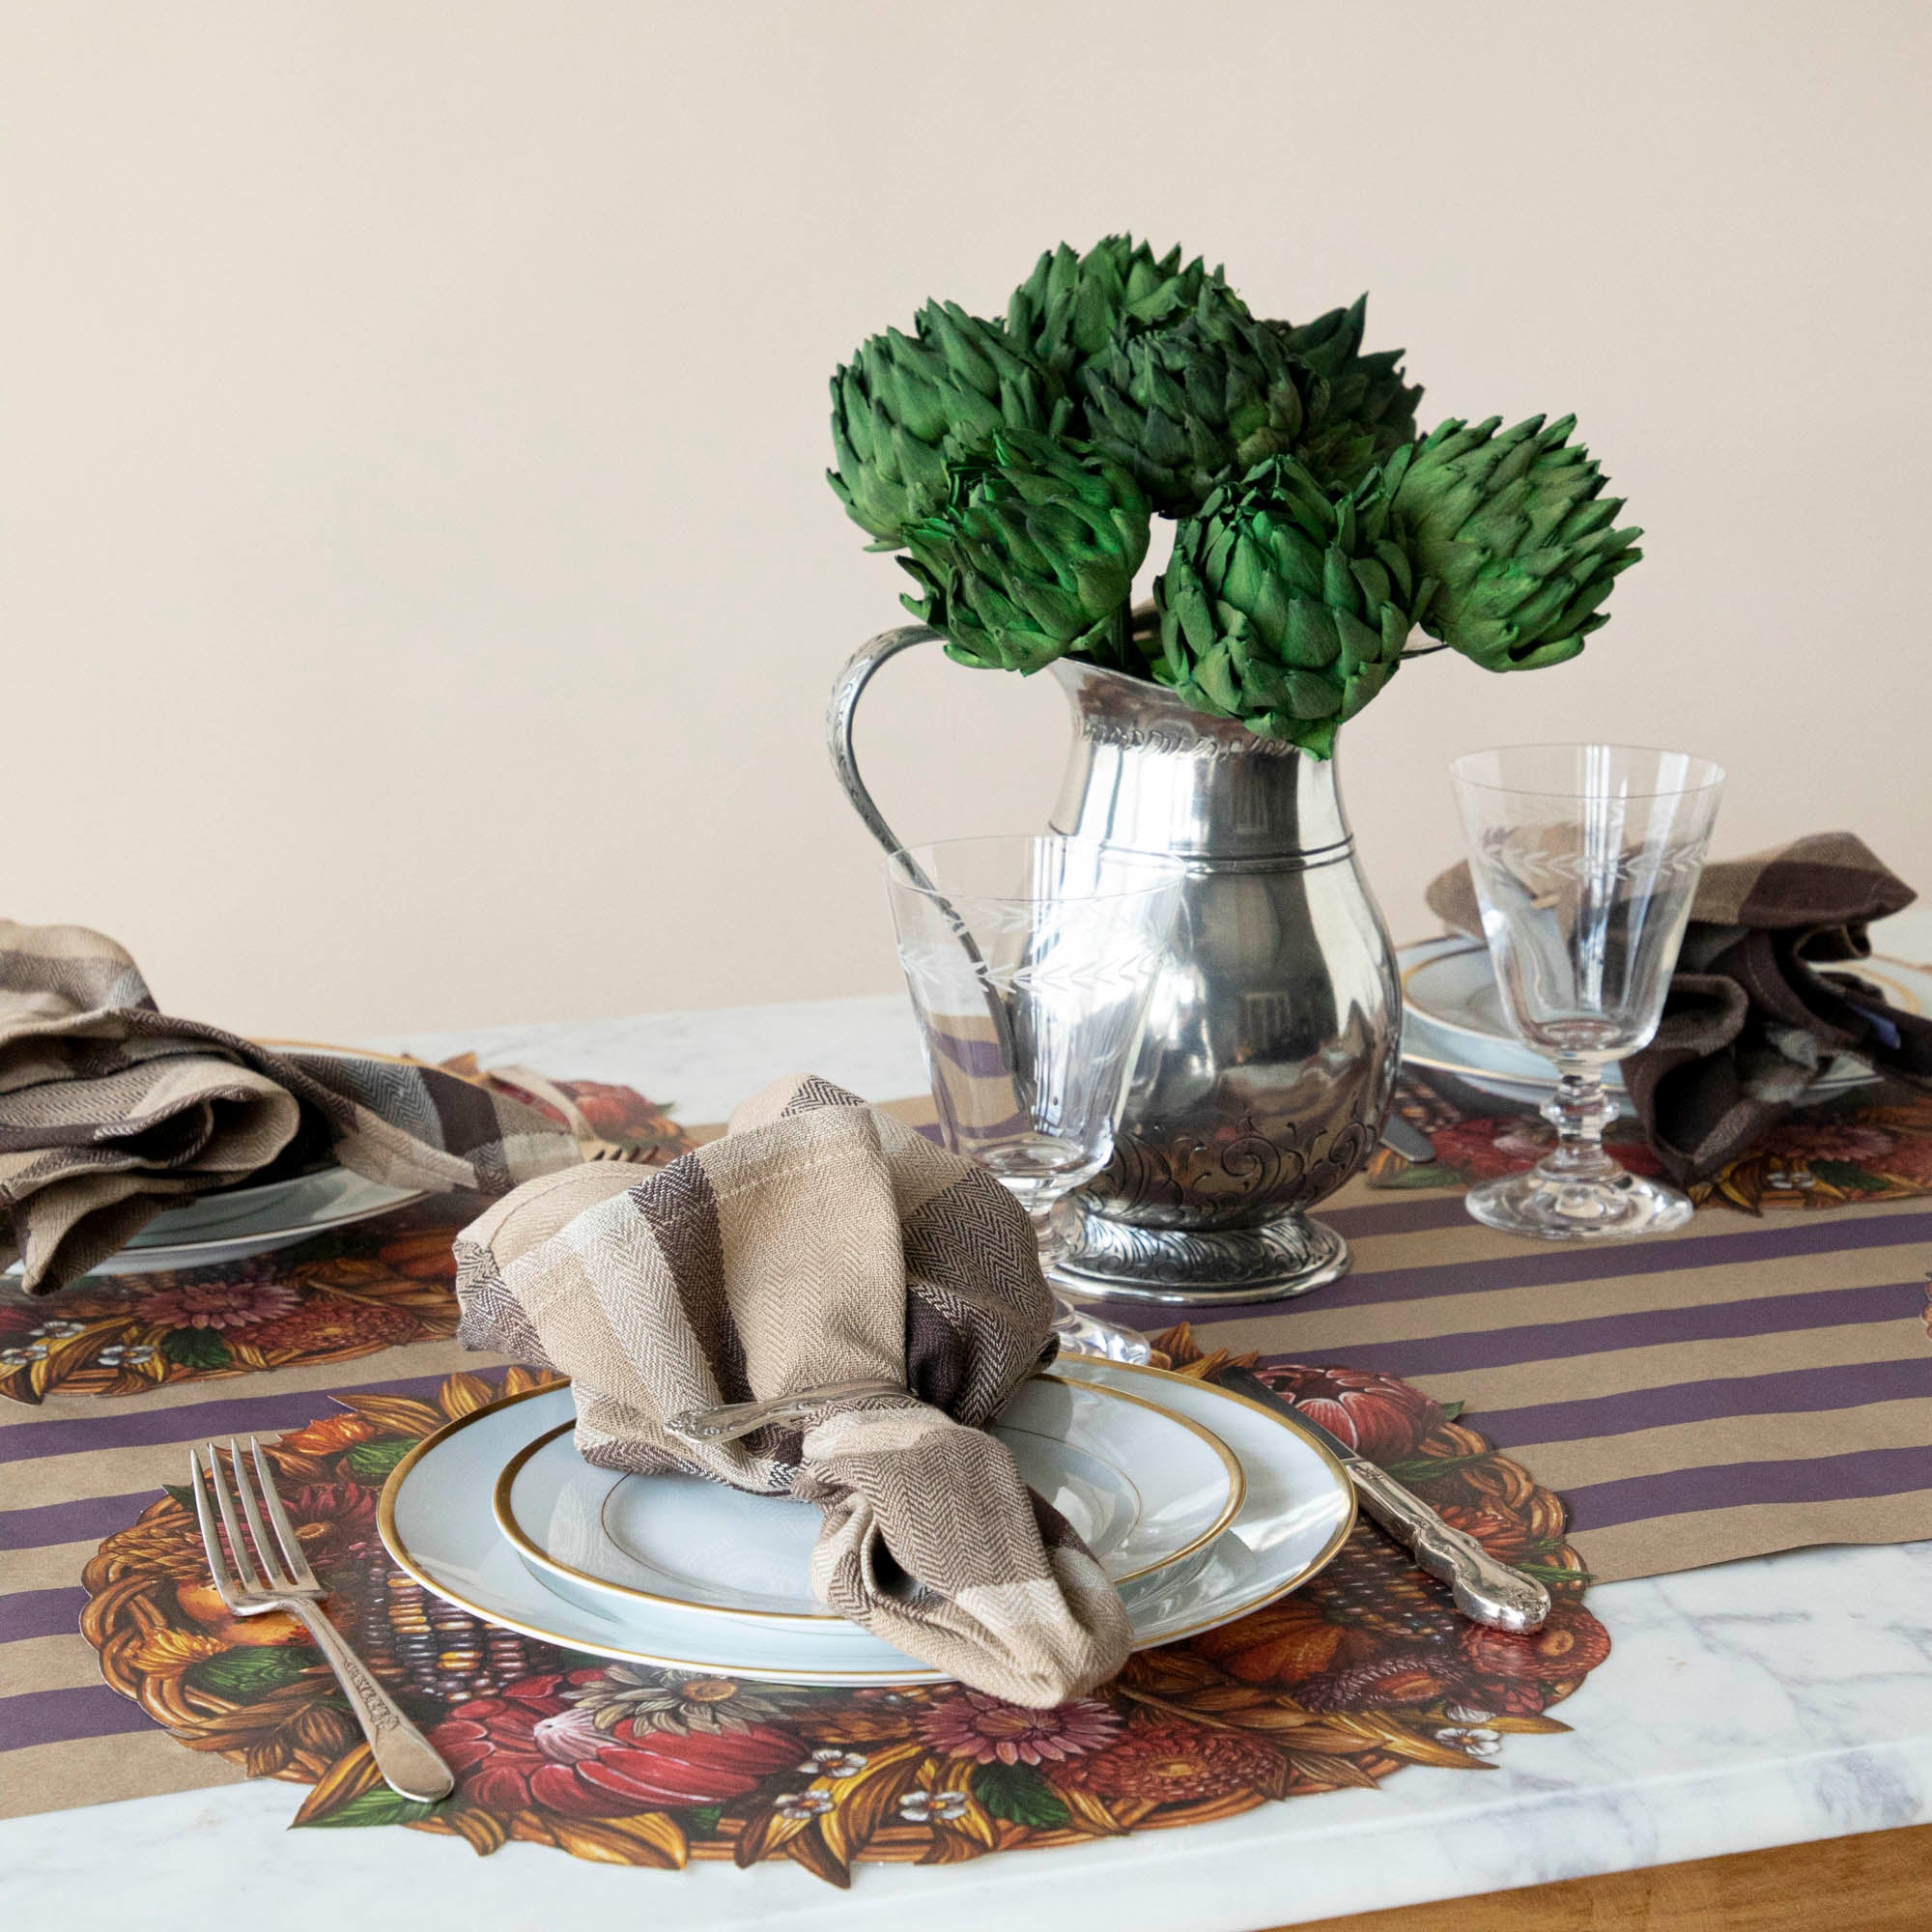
[81,1332,1605,1886]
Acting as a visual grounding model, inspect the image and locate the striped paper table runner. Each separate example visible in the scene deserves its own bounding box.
[1099,1183,1932,1581]
[5,1115,1930,1819]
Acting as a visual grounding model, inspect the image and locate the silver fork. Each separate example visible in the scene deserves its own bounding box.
[190,1436,454,1802]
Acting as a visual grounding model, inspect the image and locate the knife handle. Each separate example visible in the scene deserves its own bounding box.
[1348,1459,1550,1633]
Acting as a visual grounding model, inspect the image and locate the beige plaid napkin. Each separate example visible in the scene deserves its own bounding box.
[454,1072,1132,1705]
[0,921,578,1292]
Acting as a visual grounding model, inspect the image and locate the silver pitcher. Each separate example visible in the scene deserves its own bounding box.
[829,623,1401,1304]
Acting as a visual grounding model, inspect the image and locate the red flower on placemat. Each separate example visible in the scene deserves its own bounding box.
[1875,1134,1932,1186]
[1431,1116,1664,1183]
[242,1296,418,1355]
[1458,1607,1613,1714]
[1064,1714,1280,1803]
[1760,1122,1897,1164]
[435,1676,802,1816]
[917,1689,1120,1765]
[1254,1362,1443,1461]
[134,1271,300,1331]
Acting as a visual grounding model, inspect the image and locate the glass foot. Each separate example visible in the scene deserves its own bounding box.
[1464,1165,1693,1241]
[1050,1295,1152,1364]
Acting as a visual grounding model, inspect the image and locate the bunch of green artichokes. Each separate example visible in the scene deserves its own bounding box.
[828,236,1640,755]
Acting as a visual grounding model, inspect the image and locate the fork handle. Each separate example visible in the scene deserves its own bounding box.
[287,1602,455,1801]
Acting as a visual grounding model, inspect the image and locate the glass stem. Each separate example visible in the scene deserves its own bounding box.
[1536,1064,1619,1184]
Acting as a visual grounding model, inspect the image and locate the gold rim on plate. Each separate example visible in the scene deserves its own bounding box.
[489,1371,1246,1624]
[375,1362,1354,1679]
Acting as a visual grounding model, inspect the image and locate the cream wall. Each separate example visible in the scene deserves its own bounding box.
[6,1,1929,1038]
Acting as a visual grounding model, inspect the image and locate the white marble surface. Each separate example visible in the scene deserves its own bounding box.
[11,989,1932,1930]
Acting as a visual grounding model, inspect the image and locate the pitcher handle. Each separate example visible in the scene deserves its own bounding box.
[825,624,944,859]
[827,623,1023,1073]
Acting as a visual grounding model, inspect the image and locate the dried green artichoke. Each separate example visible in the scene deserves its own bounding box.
[1151,456,1432,756]
[897,428,1151,675]
[1386,414,1641,669]
[828,301,1066,545]
[1007,235,1227,383]
[1080,286,1314,515]
[1270,296,1423,492]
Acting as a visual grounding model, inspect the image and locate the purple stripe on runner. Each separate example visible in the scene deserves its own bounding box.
[1565,1441,1932,1532]
[1319,1195,1485,1239]
[1073,1207,1932,1329]
[0,1492,160,1552]
[0,1684,155,1751]
[1242,1278,1927,1381]
[930,1033,1009,1079]
[0,1586,87,1643]
[1466,1354,1932,1449]
[0,1372,452,1467]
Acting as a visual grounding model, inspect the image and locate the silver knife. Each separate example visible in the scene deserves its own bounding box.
[1216,1365,1549,1633]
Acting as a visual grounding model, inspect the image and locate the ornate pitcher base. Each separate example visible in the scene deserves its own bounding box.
[1046,1204,1351,1304]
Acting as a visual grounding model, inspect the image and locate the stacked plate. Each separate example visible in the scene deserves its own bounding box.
[377,1360,1357,1686]
[1400,935,1928,1109]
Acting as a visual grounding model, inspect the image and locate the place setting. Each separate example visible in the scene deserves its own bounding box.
[9,217,1930,1924]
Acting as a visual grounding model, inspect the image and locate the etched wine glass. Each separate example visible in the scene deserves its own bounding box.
[887,836,1182,1362]
[1449,745,1725,1239]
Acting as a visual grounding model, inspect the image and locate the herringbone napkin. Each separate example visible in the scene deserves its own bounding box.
[0,920,578,1293]
[1428,832,1932,1180]
[453,1071,1132,1706]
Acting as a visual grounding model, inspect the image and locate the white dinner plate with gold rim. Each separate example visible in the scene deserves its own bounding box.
[494,1373,1243,1631]
[377,1357,1356,1686]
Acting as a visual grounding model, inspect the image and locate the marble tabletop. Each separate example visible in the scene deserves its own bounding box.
[10,985,1932,1932]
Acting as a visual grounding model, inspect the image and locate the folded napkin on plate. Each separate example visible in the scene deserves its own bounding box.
[1428,832,1932,1181]
[453,1071,1132,1705]
[0,920,577,1293]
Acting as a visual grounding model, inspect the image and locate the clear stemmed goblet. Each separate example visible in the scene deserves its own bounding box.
[887,835,1182,1362]
[1449,745,1725,1240]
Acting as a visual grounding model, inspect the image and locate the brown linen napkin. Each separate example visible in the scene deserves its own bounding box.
[1427,833,1932,1180]
[453,1071,1133,1705]
[0,920,578,1293]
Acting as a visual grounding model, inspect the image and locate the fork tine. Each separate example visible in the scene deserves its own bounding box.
[206,1439,264,1593]
[248,1436,318,1591]
[189,1447,242,1610]
[228,1436,291,1591]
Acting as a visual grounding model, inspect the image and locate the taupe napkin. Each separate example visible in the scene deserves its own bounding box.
[453,1072,1132,1705]
[1428,833,1932,1180]
[0,921,578,1292]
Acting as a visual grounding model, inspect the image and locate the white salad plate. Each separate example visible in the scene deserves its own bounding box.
[494,1372,1244,1630]
[378,1357,1356,1685]
[1,1165,424,1279]
[1397,935,1920,1107]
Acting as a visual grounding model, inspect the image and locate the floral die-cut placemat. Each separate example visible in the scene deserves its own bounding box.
[79,1336,1606,1888]
[1368,1071,1932,1214]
